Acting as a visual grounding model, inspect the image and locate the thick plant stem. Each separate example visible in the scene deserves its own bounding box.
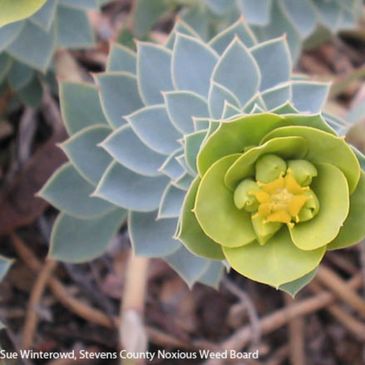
[120,251,149,365]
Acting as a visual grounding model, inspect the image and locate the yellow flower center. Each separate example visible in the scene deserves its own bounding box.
[251,173,309,227]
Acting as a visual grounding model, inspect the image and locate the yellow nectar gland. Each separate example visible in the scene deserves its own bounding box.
[251,172,309,227]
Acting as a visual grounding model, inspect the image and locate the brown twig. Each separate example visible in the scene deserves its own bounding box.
[308,281,365,341]
[284,295,305,365]
[359,241,365,295]
[11,234,116,329]
[223,278,261,350]
[11,234,198,350]
[265,345,289,365]
[316,265,365,318]
[203,273,362,365]
[22,259,57,348]
[326,252,358,275]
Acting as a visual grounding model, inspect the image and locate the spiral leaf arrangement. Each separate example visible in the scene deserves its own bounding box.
[40,18,365,294]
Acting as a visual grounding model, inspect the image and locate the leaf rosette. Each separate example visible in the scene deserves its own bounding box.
[41,18,365,292]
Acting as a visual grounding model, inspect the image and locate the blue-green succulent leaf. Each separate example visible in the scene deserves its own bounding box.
[208,82,240,119]
[172,33,218,98]
[132,0,169,38]
[212,38,260,106]
[209,18,256,53]
[160,149,185,180]
[30,0,58,31]
[323,112,348,136]
[193,118,210,131]
[222,101,242,118]
[184,130,206,174]
[172,172,194,191]
[96,72,143,128]
[175,154,191,174]
[107,43,136,74]
[261,83,291,110]
[281,0,317,37]
[165,19,201,49]
[60,82,108,135]
[164,246,211,288]
[49,209,126,263]
[127,105,181,155]
[251,36,291,90]
[236,0,272,26]
[61,125,112,185]
[129,211,180,256]
[164,91,208,134]
[158,184,185,219]
[95,162,168,212]
[179,6,211,41]
[137,42,173,105]
[0,22,25,52]
[291,81,330,113]
[39,163,116,219]
[56,5,94,48]
[7,61,34,91]
[7,21,56,72]
[279,269,317,297]
[198,261,226,289]
[316,0,342,29]
[254,1,301,62]
[205,0,233,15]
[102,124,165,177]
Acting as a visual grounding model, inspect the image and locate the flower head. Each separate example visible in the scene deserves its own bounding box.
[179,113,365,288]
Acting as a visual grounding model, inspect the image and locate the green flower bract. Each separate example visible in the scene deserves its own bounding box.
[178,113,365,288]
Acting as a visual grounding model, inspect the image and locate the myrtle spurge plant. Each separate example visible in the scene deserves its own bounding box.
[133,0,362,62]
[41,19,365,294]
[0,0,104,107]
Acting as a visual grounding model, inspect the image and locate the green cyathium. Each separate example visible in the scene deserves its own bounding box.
[179,113,365,289]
